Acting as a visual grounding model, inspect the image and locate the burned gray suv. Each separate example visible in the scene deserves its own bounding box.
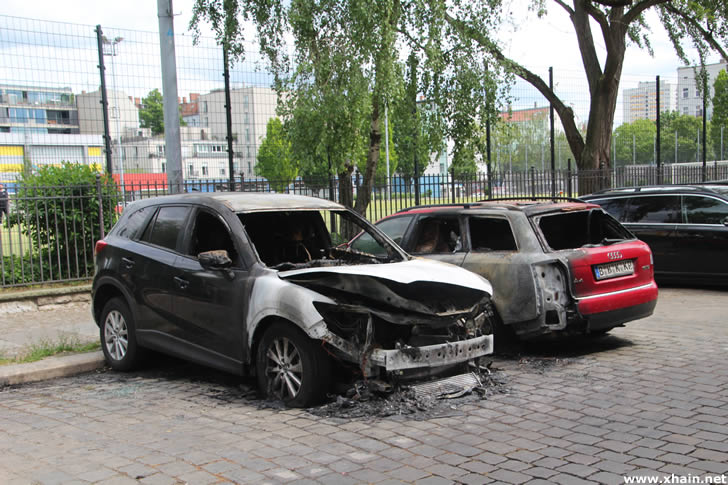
[92,193,495,407]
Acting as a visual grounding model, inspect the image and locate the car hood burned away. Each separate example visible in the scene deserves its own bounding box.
[250,258,496,383]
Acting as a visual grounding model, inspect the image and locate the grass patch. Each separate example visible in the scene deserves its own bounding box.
[0,335,100,366]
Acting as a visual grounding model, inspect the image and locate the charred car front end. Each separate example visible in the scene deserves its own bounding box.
[92,193,495,407]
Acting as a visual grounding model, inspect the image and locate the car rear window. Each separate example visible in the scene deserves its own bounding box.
[141,206,189,251]
[114,206,150,240]
[469,217,517,251]
[536,209,632,250]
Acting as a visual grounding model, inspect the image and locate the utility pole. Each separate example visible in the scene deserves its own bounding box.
[157,0,183,193]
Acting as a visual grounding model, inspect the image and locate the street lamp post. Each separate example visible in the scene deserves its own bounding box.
[103,36,125,199]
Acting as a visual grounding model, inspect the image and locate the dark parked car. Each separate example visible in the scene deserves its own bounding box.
[581,185,728,285]
[92,193,497,407]
[350,199,658,340]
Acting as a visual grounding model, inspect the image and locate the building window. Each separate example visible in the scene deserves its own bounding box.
[682,88,689,99]
[188,164,194,175]
[243,95,249,111]
[201,165,208,176]
[220,168,226,176]
[696,106,703,117]
[201,101,208,113]
[683,106,689,115]
[156,145,165,156]
[248,161,252,173]
[161,162,166,173]
[695,88,700,97]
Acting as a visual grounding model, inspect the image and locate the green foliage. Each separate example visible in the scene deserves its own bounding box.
[256,118,298,192]
[139,88,186,136]
[614,119,657,166]
[711,69,728,160]
[9,162,119,282]
[659,111,712,163]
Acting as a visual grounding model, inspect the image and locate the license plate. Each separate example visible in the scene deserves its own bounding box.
[594,259,634,280]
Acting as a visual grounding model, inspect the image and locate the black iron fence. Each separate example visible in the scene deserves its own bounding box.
[2,163,727,288]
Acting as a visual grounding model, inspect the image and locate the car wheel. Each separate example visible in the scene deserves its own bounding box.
[256,322,331,408]
[491,310,519,354]
[100,297,141,371]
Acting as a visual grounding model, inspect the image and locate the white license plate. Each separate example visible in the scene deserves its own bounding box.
[594,260,634,280]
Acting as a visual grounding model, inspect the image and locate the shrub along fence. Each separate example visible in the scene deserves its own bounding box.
[1,162,727,288]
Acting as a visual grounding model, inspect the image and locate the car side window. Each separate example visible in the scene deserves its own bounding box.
[683,196,728,224]
[592,197,630,221]
[115,207,149,240]
[352,215,414,255]
[624,196,681,223]
[187,210,240,265]
[412,216,461,254]
[141,206,190,251]
[469,217,517,251]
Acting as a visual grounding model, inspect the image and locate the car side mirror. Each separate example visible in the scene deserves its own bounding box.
[723,217,728,227]
[198,250,232,270]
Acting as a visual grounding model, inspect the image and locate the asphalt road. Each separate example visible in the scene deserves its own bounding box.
[1,287,727,485]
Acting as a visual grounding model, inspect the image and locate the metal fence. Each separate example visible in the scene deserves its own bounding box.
[3,162,727,288]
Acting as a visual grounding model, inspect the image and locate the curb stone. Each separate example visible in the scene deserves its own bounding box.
[0,351,105,386]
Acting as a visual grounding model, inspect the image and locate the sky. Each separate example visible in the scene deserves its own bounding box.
[1,0,723,126]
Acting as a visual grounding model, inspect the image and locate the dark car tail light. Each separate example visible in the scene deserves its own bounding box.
[94,240,108,256]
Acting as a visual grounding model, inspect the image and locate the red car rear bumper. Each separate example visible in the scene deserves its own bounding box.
[576,281,658,330]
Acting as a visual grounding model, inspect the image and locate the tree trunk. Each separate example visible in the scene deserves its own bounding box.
[354,98,382,216]
[338,162,356,239]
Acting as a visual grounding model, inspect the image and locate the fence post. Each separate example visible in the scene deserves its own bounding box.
[95,25,113,175]
[549,67,556,198]
[567,158,572,198]
[96,173,105,240]
[451,168,456,204]
[223,44,235,191]
[530,166,536,200]
[240,173,244,192]
[656,75,661,180]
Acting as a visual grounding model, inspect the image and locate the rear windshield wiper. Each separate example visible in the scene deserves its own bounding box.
[600,238,624,245]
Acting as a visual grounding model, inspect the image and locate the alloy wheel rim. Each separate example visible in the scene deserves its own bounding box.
[265,337,303,400]
[104,310,128,361]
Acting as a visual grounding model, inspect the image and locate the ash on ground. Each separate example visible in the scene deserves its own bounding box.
[307,363,508,420]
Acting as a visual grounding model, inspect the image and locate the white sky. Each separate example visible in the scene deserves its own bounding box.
[1,0,723,125]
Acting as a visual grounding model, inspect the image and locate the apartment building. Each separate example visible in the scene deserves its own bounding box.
[677,60,728,119]
[622,80,677,123]
[0,85,79,134]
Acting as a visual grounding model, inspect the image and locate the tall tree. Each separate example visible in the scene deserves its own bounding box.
[191,0,404,218]
[139,88,186,136]
[255,118,298,192]
[409,0,728,193]
[711,69,728,160]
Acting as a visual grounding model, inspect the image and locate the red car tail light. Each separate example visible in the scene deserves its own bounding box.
[94,240,108,256]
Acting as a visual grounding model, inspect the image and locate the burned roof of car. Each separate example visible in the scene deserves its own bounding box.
[124,192,344,213]
[396,200,600,217]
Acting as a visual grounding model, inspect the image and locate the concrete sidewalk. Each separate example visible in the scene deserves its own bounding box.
[0,285,105,385]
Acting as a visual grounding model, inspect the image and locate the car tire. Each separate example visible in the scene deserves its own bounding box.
[256,321,331,408]
[99,297,142,371]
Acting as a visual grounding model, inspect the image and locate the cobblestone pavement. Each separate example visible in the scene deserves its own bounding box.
[1,287,727,485]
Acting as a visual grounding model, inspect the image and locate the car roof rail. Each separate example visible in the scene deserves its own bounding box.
[586,185,711,196]
[474,196,587,204]
[395,197,589,214]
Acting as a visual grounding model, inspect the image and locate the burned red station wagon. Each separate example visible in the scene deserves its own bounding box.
[350,199,658,341]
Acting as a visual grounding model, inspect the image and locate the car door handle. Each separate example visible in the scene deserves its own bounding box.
[174,276,189,290]
[121,257,135,269]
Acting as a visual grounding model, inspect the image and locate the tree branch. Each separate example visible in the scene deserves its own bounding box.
[441,11,585,159]
[663,3,728,62]
[552,0,574,16]
[623,0,670,26]
[573,1,603,96]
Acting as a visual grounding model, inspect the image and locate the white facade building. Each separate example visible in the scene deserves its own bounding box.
[198,86,277,176]
[76,89,140,138]
[676,61,728,120]
[622,80,677,123]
